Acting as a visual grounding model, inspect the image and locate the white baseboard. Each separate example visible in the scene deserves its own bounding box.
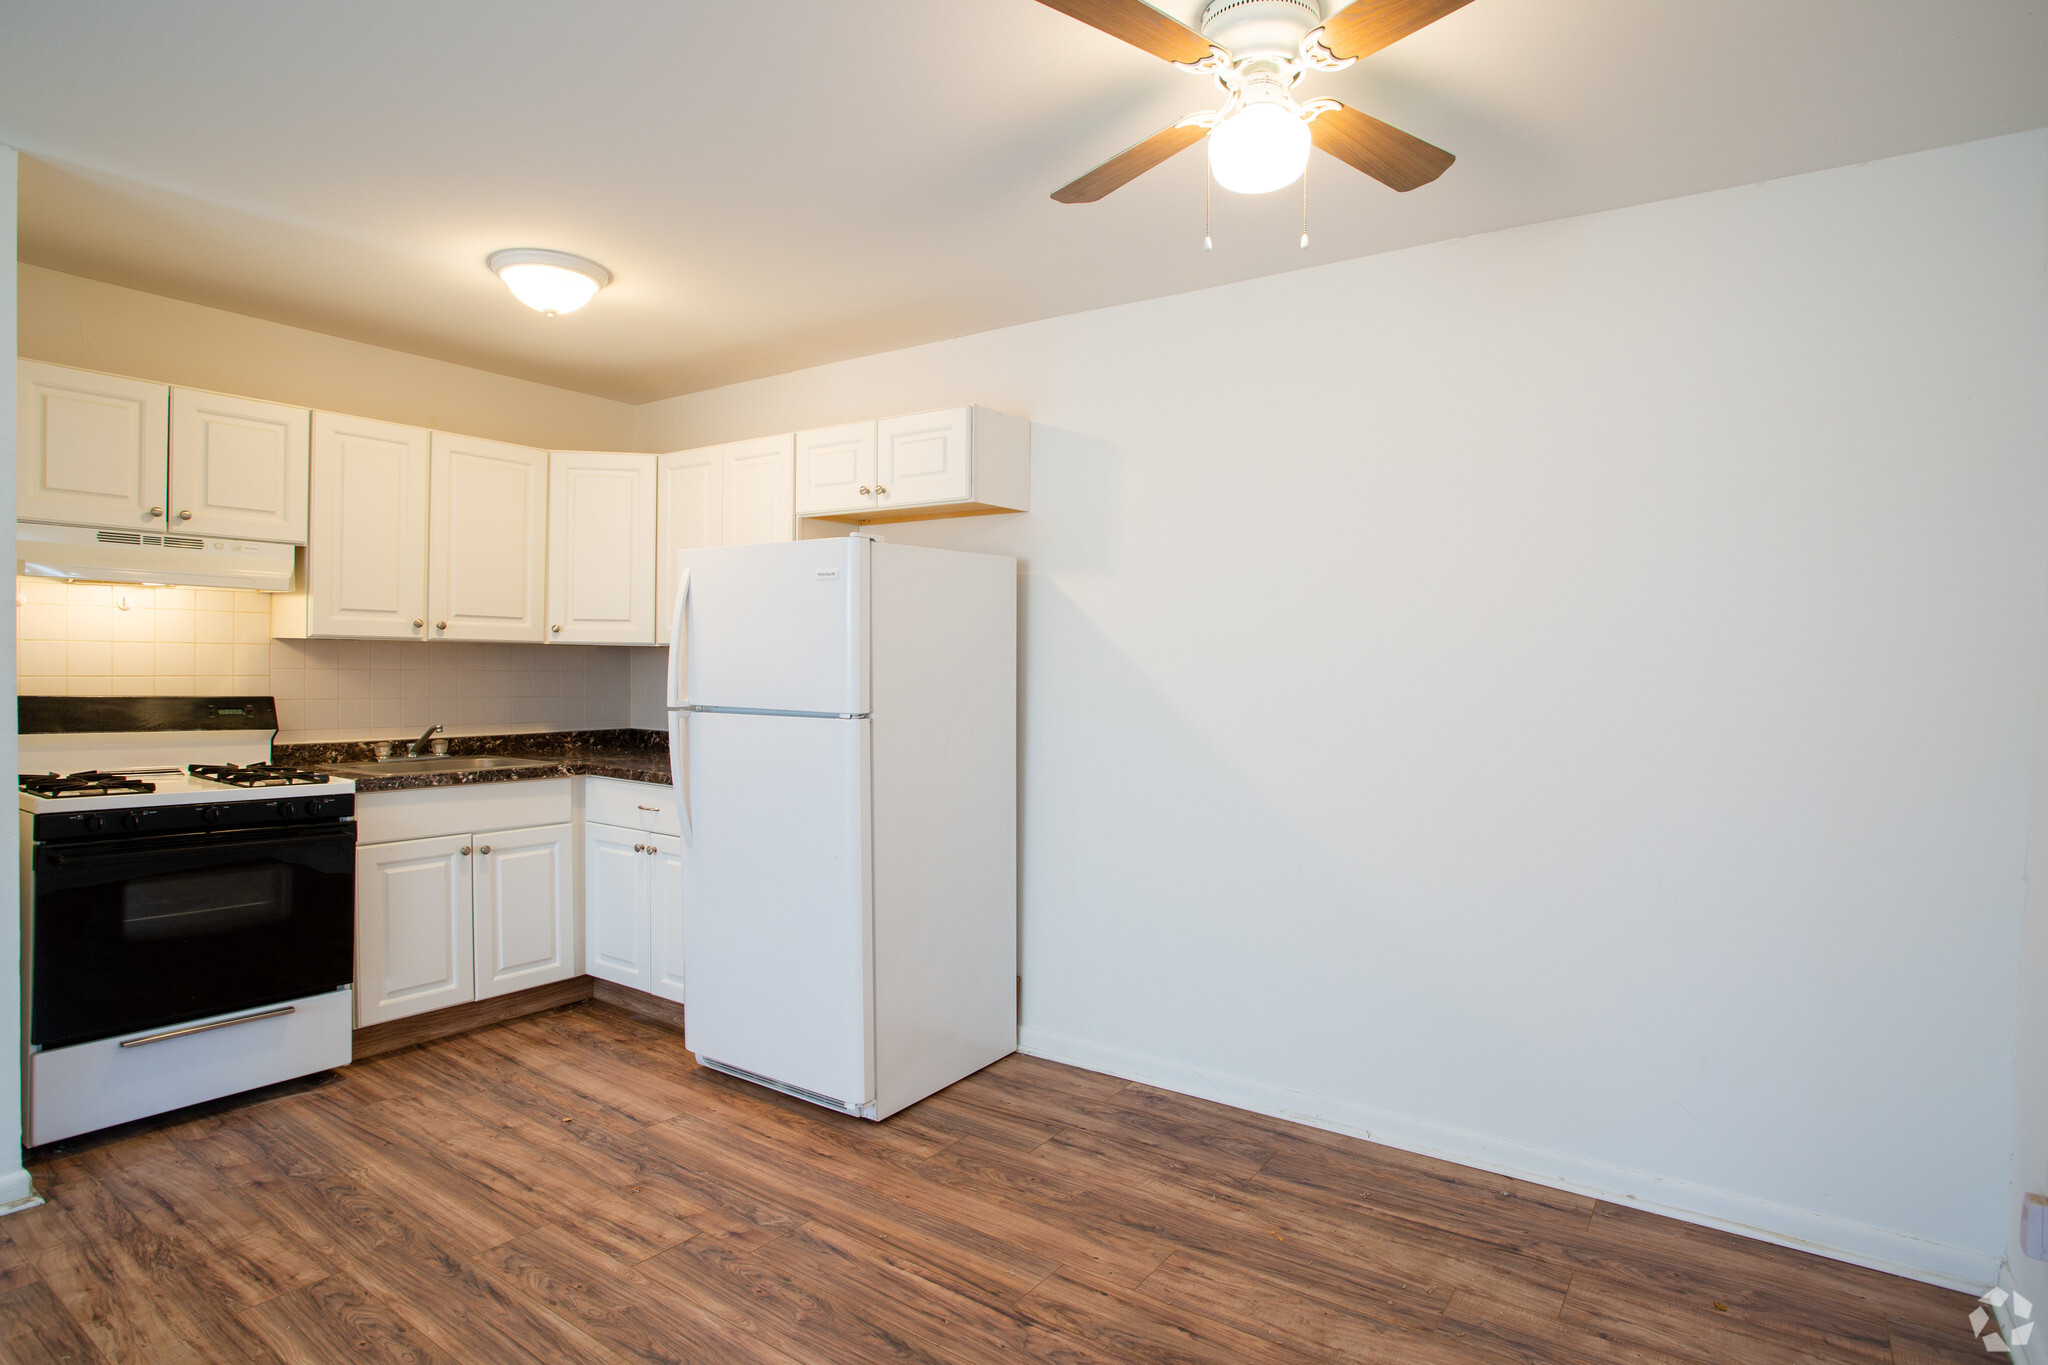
[0,1165,39,1216]
[1997,1262,2045,1365]
[1019,1025,1998,1293]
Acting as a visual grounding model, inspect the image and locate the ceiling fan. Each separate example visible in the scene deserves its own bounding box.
[1037,0,1471,203]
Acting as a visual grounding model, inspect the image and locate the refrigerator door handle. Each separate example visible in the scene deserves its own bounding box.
[675,711,694,847]
[666,567,691,708]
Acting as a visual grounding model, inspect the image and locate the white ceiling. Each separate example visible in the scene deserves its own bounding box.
[3,1,2045,403]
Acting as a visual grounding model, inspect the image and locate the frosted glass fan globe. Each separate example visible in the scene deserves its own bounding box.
[1208,101,1311,195]
[487,249,612,315]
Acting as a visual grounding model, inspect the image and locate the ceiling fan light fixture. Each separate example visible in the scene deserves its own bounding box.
[487,248,612,315]
[1208,100,1311,195]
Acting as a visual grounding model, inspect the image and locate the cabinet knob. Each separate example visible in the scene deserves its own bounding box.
[413,619,424,629]
[436,621,447,631]
[875,486,887,496]
[478,845,491,855]
[551,624,561,634]
[149,506,164,518]
[177,510,192,521]
[858,486,871,496]
[633,843,645,852]
[646,845,657,856]
[460,847,471,856]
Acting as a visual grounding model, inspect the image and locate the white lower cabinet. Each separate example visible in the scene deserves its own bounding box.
[583,822,685,1004]
[355,819,575,1026]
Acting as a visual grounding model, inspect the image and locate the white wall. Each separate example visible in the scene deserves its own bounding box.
[2012,613,2048,1338]
[1,146,30,1209]
[637,130,2048,1287]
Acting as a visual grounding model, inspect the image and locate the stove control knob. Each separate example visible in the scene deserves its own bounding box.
[199,805,221,823]
[305,798,330,817]
[121,811,144,830]
[82,814,105,834]
[276,801,297,819]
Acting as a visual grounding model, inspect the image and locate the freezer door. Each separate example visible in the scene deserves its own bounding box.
[668,538,868,714]
[679,711,873,1108]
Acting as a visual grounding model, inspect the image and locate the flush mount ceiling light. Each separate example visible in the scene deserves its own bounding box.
[1039,0,1469,205]
[487,248,612,315]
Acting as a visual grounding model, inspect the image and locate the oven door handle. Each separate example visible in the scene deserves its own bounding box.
[117,1004,295,1048]
[43,822,357,867]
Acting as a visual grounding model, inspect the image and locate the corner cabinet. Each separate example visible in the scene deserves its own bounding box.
[276,412,432,640]
[427,433,550,642]
[548,451,656,644]
[795,406,1028,525]
[656,435,795,644]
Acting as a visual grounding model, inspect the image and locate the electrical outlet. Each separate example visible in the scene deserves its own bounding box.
[2027,1192,2048,1261]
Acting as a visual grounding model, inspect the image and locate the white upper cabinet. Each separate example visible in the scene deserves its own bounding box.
[794,421,877,517]
[428,433,549,642]
[294,413,430,640]
[168,388,311,543]
[875,408,972,511]
[16,361,171,531]
[803,407,1030,525]
[547,451,656,645]
[656,435,795,644]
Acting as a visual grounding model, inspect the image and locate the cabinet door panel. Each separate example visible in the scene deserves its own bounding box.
[428,433,549,641]
[794,422,876,517]
[584,823,652,988]
[474,822,576,999]
[876,408,971,511]
[656,449,721,646]
[650,833,687,1004]
[548,452,655,645]
[723,435,795,546]
[355,834,474,1026]
[304,412,430,639]
[169,389,311,542]
[16,361,169,530]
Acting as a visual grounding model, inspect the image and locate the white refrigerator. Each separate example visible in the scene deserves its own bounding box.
[666,534,1017,1119]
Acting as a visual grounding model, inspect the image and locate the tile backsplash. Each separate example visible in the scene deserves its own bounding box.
[16,578,632,743]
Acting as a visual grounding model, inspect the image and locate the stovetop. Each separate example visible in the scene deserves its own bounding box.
[185,762,332,788]
[18,766,356,815]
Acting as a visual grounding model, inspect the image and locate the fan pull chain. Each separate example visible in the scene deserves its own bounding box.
[1203,159,1214,252]
[1300,157,1310,249]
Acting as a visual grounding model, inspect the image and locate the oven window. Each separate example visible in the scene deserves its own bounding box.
[123,865,292,941]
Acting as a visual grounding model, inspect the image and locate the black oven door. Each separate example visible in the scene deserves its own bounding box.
[31,822,356,1050]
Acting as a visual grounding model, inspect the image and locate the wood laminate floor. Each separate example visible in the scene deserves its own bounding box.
[0,1002,1988,1364]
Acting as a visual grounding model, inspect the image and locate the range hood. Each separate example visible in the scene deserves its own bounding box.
[16,522,296,592]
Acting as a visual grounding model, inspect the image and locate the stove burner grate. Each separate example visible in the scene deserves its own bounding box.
[187,762,332,788]
[19,770,159,798]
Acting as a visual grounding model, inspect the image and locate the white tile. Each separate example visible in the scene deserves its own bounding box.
[67,677,114,696]
[270,668,304,699]
[232,674,269,693]
[18,603,68,640]
[302,699,339,730]
[155,609,196,643]
[197,675,236,695]
[235,612,271,644]
[269,640,308,668]
[155,643,196,675]
[195,643,234,675]
[66,641,113,676]
[398,700,430,727]
[306,640,341,668]
[197,611,235,644]
[18,579,67,605]
[304,667,339,700]
[337,640,373,668]
[338,669,371,699]
[67,584,111,607]
[110,605,156,642]
[338,698,375,730]
[18,677,66,696]
[66,605,112,640]
[234,590,270,613]
[276,699,306,729]
[195,588,234,611]
[373,697,406,727]
[233,643,270,675]
[371,642,408,669]
[156,587,195,611]
[153,676,194,696]
[111,642,156,677]
[18,640,67,676]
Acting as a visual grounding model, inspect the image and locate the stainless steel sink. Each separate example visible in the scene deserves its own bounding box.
[323,755,559,776]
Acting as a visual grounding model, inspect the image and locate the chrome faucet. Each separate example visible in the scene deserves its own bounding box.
[407,723,443,758]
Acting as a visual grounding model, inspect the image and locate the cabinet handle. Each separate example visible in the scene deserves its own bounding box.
[646,846,657,856]
[875,486,887,496]
[177,510,192,520]
[637,805,660,812]
[478,845,492,855]
[413,619,424,629]
[633,843,645,852]
[550,624,561,634]
[436,621,447,631]
[460,846,471,856]
[858,486,871,496]
[148,506,164,518]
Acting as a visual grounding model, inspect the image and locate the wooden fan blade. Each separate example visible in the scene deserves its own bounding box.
[1320,0,1476,60]
[1032,0,1214,64]
[1309,103,1453,191]
[1053,122,1208,203]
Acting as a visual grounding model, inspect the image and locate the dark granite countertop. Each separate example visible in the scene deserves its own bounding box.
[276,728,670,793]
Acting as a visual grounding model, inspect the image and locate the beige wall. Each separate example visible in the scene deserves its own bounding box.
[18,264,637,451]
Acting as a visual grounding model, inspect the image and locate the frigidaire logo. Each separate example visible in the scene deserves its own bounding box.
[1970,1287,2034,1354]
